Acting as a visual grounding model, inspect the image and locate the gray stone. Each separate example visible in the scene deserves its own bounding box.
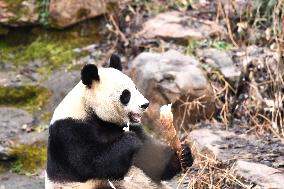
[0,172,44,189]
[188,127,284,188]
[0,71,39,87]
[129,50,215,131]
[236,45,280,69]
[0,108,34,160]
[189,128,234,160]
[140,11,225,41]
[236,160,284,189]
[44,70,80,113]
[196,48,241,81]
[17,130,48,146]
[49,0,117,28]
[0,108,34,142]
[0,145,10,160]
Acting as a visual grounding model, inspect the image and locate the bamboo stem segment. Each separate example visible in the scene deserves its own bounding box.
[159,104,182,159]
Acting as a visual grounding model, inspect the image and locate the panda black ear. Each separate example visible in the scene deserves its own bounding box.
[81,64,100,88]
[109,54,122,71]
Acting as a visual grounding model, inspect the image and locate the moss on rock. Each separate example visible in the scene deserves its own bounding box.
[0,24,100,73]
[0,85,51,113]
[10,141,46,174]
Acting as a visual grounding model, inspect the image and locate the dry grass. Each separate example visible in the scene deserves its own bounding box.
[175,142,252,189]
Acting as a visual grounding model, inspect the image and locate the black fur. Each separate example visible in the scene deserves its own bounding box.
[180,144,194,168]
[47,113,190,183]
[109,54,122,71]
[47,117,141,182]
[81,64,100,88]
[120,89,131,105]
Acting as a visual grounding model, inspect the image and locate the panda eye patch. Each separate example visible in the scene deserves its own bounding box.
[120,89,131,105]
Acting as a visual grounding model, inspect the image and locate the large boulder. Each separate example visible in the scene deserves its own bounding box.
[139,11,225,41]
[196,48,241,82]
[0,0,117,28]
[129,50,215,131]
[49,0,117,28]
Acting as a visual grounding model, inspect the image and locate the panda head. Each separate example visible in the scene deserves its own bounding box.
[81,54,149,126]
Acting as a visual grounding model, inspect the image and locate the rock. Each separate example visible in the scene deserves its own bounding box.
[129,50,215,131]
[0,0,116,28]
[196,48,241,82]
[0,0,39,26]
[0,70,51,114]
[188,127,284,188]
[236,160,284,189]
[44,70,80,113]
[0,108,34,160]
[0,108,34,142]
[188,128,233,160]
[17,130,48,146]
[0,71,39,87]
[0,172,44,189]
[0,145,10,160]
[140,11,225,41]
[236,45,280,69]
[49,0,117,28]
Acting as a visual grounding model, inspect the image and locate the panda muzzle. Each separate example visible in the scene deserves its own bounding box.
[129,112,142,123]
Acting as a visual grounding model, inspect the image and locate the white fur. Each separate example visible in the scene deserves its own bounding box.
[45,167,171,189]
[50,82,86,124]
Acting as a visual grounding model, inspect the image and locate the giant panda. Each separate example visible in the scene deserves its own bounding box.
[45,54,193,189]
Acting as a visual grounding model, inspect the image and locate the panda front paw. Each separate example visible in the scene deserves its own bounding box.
[123,132,143,151]
[180,144,193,169]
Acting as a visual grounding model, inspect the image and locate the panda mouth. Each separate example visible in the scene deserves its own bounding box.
[129,112,142,123]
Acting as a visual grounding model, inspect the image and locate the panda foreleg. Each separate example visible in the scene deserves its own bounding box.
[132,136,181,182]
[129,125,180,181]
[90,131,143,180]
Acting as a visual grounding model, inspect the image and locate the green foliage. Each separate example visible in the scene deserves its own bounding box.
[11,161,23,174]
[39,0,50,26]
[184,39,233,55]
[138,0,192,15]
[0,85,51,113]
[10,142,47,175]
[34,124,49,132]
[184,39,200,55]
[5,0,24,4]
[211,40,233,50]
[174,0,192,9]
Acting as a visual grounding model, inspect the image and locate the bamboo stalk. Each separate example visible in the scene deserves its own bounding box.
[159,104,182,159]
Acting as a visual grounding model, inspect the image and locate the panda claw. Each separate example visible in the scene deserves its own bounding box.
[180,144,193,169]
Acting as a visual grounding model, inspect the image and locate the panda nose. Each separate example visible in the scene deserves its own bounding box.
[141,102,150,110]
